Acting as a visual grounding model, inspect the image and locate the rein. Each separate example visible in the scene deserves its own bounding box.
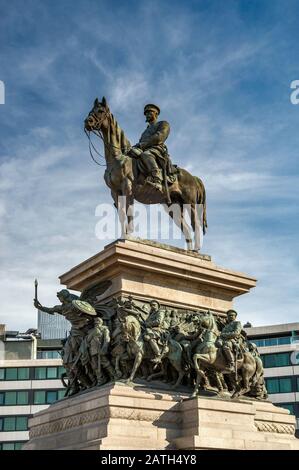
[85,109,128,166]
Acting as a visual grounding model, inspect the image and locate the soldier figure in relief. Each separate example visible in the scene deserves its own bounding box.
[86,317,116,386]
[143,300,169,364]
[216,310,243,371]
[34,289,93,393]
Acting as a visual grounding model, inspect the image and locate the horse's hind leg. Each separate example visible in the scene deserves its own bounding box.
[126,196,134,235]
[126,352,142,383]
[147,363,165,382]
[164,204,193,250]
[190,203,203,251]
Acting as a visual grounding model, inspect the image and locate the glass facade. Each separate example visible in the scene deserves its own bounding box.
[0,366,65,381]
[261,352,291,368]
[0,416,28,432]
[0,442,24,450]
[265,376,297,394]
[278,403,295,415]
[33,389,65,405]
[0,391,29,406]
[37,350,61,359]
[276,403,299,419]
[34,366,64,380]
[253,336,292,347]
[0,368,30,381]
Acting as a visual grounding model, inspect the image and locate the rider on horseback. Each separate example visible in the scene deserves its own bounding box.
[128,104,175,192]
[143,300,169,364]
[216,310,242,372]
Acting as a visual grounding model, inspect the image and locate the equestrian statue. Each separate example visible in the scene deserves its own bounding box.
[84,97,207,251]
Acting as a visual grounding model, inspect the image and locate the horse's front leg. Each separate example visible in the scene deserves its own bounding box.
[119,180,134,236]
[127,351,143,383]
[116,193,128,239]
[126,197,134,235]
[114,355,122,379]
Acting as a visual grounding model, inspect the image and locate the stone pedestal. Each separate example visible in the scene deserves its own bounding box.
[59,238,256,316]
[23,240,299,450]
[23,383,299,450]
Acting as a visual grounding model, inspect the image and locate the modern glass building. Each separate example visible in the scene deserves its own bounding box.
[245,322,299,436]
[37,310,71,340]
[0,326,65,450]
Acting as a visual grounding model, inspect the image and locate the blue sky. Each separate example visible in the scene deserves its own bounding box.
[0,0,299,330]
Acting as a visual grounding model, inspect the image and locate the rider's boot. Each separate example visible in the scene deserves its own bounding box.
[145,170,163,192]
[223,348,235,372]
[149,339,162,363]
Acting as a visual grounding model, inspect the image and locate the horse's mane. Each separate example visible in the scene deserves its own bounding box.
[124,314,141,339]
[108,112,131,155]
[204,312,220,335]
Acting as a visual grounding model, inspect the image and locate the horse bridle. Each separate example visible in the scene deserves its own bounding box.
[84,107,127,166]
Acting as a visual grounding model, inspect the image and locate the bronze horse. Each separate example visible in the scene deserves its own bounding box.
[84,97,207,251]
[121,314,186,388]
[192,312,262,398]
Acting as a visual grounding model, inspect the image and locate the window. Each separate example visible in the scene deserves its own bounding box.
[37,350,61,359]
[17,368,29,380]
[0,391,29,405]
[17,391,29,405]
[58,390,66,400]
[251,336,291,347]
[266,378,279,394]
[3,417,15,431]
[34,367,47,379]
[1,416,28,432]
[34,367,61,380]
[1,443,15,450]
[277,337,291,345]
[5,368,18,380]
[266,376,295,394]
[14,442,24,450]
[0,441,24,450]
[58,366,65,377]
[277,403,295,415]
[5,392,17,405]
[34,391,46,405]
[262,353,291,368]
[33,389,65,405]
[47,367,58,379]
[280,377,292,393]
[0,368,30,381]
[15,416,28,431]
[46,391,57,404]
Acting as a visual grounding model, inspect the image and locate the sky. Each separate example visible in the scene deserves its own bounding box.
[0,0,299,331]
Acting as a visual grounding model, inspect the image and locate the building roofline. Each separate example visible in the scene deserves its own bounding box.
[245,322,299,337]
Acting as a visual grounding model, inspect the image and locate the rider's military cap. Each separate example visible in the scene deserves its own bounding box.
[226,309,238,316]
[144,103,160,115]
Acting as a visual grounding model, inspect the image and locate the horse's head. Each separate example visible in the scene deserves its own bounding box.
[84,96,110,132]
[199,311,219,336]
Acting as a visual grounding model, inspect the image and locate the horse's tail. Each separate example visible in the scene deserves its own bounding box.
[195,176,208,235]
